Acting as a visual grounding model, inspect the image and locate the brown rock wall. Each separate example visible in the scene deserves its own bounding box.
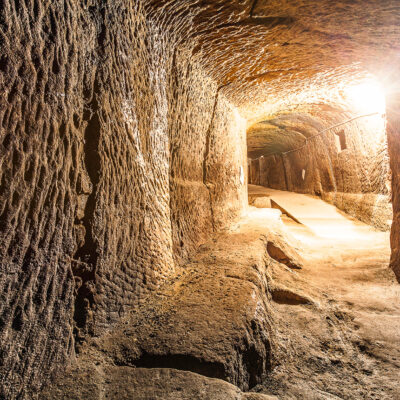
[387,93,400,282]
[168,48,216,264]
[0,1,94,397]
[1,0,399,397]
[249,158,260,186]
[0,1,246,398]
[168,50,247,261]
[259,155,287,191]
[206,96,247,229]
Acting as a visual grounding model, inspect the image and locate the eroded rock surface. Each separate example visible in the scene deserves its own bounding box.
[1,0,400,397]
[0,1,247,397]
[387,94,400,283]
[80,213,279,392]
[248,108,392,231]
[41,367,278,400]
[41,209,285,398]
[251,197,272,209]
[42,204,400,399]
[266,238,303,270]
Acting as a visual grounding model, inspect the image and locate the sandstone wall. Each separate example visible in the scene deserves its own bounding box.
[168,49,247,264]
[206,96,247,230]
[0,1,247,398]
[249,114,392,230]
[387,94,400,282]
[249,158,260,186]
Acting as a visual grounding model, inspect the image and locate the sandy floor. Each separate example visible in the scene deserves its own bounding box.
[247,186,400,400]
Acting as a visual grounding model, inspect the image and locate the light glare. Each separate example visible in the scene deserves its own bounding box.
[345,81,386,114]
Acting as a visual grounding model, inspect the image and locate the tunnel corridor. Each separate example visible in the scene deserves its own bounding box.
[246,87,392,232]
[1,0,400,399]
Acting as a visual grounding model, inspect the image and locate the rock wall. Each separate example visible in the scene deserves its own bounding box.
[387,93,400,282]
[169,48,247,264]
[206,96,247,230]
[249,114,392,230]
[0,1,247,398]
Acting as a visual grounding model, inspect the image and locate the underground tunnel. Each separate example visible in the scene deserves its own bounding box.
[0,1,400,399]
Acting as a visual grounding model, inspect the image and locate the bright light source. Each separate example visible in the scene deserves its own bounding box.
[345,80,386,114]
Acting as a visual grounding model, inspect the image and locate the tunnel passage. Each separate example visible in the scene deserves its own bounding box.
[247,92,392,232]
[1,0,400,399]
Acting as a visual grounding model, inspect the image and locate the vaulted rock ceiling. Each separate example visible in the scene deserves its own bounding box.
[148,0,400,153]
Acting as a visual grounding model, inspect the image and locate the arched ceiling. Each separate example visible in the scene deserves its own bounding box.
[147,0,400,153]
[246,105,354,158]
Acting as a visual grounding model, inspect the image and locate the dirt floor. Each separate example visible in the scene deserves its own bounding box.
[247,187,400,399]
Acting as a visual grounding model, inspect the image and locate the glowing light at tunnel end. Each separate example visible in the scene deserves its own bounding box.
[345,80,386,115]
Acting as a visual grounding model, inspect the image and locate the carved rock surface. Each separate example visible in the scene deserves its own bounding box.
[40,209,284,398]
[387,94,400,283]
[41,367,278,400]
[1,0,400,397]
[0,1,247,398]
[248,108,392,231]
[93,218,276,392]
[251,197,272,209]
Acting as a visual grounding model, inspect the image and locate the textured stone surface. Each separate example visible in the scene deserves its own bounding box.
[267,241,302,271]
[1,0,400,397]
[41,209,283,399]
[251,197,272,209]
[0,1,247,398]
[387,93,400,282]
[90,218,275,392]
[168,48,247,263]
[41,367,278,400]
[147,1,400,121]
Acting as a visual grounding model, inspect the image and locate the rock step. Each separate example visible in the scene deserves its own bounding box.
[41,367,279,400]
[97,226,275,391]
[41,209,307,399]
